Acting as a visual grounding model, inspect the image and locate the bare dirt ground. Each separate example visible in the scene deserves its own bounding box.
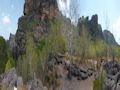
[58,64,94,90]
[61,76,94,90]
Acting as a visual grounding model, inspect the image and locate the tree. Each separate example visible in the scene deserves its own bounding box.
[0,36,8,74]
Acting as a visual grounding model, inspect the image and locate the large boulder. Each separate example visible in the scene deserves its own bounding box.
[103,60,120,75]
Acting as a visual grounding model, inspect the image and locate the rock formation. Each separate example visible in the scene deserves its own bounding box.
[77,14,119,46]
[15,0,59,60]
[103,30,118,45]
[8,34,17,60]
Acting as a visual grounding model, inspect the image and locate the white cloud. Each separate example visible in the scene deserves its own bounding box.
[57,0,70,17]
[8,28,12,32]
[112,16,120,44]
[2,16,11,24]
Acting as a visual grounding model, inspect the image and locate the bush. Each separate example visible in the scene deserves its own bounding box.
[17,32,39,83]
[93,72,105,90]
[49,18,67,53]
[36,18,67,84]
[0,36,8,74]
[5,57,14,72]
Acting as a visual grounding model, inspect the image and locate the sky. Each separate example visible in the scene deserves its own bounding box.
[0,0,24,39]
[0,0,120,44]
[58,0,120,44]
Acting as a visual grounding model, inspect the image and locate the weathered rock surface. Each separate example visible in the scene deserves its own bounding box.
[66,62,93,80]
[77,14,119,46]
[104,60,120,75]
[8,33,17,60]
[103,60,120,90]
[1,68,46,90]
[103,30,118,45]
[14,0,59,60]
[24,0,58,16]
[1,68,17,90]
[77,14,104,40]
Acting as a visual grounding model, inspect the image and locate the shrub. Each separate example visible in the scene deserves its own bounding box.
[93,72,105,90]
[5,57,14,72]
[17,32,39,83]
[36,18,67,86]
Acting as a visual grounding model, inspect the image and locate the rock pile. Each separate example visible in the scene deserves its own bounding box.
[103,60,120,90]
[65,61,93,80]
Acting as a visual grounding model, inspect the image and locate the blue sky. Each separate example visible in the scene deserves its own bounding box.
[0,0,120,44]
[58,0,120,44]
[0,0,24,39]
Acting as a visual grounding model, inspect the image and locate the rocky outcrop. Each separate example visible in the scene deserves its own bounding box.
[14,0,59,60]
[77,14,119,46]
[8,33,17,60]
[24,0,58,16]
[77,14,104,40]
[103,30,118,45]
[89,15,104,40]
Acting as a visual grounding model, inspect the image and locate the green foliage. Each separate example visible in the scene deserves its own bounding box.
[94,39,108,58]
[5,56,14,72]
[93,72,105,90]
[0,36,8,74]
[49,18,67,53]
[93,78,100,90]
[20,16,40,31]
[74,24,91,62]
[88,42,96,59]
[114,46,120,60]
[17,32,39,83]
[27,19,40,29]
[17,55,30,83]
[17,16,67,84]
[36,18,67,84]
